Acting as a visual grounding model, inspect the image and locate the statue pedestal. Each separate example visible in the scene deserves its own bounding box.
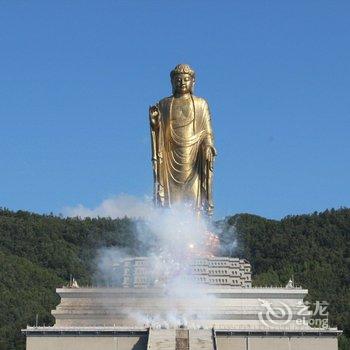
[23,285,340,350]
[22,257,341,349]
[51,285,310,328]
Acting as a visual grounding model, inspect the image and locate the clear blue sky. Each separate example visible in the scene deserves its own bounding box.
[0,1,349,219]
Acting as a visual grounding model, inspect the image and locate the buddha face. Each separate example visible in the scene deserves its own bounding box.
[172,73,194,95]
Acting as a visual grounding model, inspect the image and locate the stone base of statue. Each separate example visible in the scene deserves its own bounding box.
[23,258,341,350]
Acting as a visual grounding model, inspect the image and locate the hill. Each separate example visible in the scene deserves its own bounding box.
[0,208,349,349]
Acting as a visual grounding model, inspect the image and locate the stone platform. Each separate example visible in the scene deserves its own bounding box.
[23,285,341,349]
[51,286,313,328]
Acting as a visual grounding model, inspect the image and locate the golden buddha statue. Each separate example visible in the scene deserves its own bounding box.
[149,64,216,216]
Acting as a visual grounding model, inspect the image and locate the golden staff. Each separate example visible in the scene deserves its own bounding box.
[149,105,160,206]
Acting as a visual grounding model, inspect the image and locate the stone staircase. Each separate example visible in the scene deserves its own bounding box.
[148,329,176,350]
[147,329,215,350]
[176,329,189,350]
[189,330,215,350]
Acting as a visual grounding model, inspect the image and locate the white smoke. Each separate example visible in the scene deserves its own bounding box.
[62,194,153,219]
[91,202,214,285]
[63,195,236,328]
[93,246,130,287]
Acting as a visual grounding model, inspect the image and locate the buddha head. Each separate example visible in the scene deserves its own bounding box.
[170,64,195,95]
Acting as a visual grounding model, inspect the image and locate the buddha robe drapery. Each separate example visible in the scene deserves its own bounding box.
[150,94,215,215]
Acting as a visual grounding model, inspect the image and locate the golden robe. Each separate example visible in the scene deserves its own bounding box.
[150,94,215,215]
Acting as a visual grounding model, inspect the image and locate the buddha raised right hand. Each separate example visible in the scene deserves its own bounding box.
[149,105,160,127]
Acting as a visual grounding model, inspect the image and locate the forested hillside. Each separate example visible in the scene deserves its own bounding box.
[0,208,349,349]
[219,209,350,349]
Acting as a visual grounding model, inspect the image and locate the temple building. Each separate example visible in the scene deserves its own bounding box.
[118,257,251,288]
